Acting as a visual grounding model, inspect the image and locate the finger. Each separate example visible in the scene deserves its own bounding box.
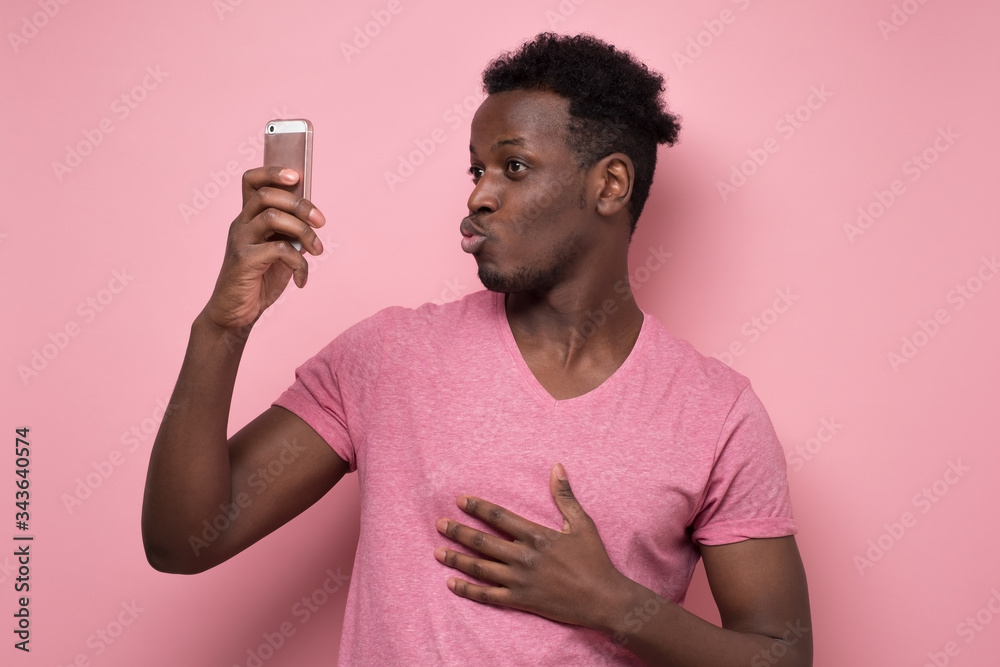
[248,185,323,228]
[457,495,542,540]
[549,463,587,532]
[239,200,324,256]
[241,166,298,202]
[241,170,325,236]
[433,547,512,587]
[436,517,521,563]
[444,576,512,606]
[233,238,310,288]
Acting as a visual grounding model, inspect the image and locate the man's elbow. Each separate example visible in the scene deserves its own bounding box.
[750,631,812,667]
[142,540,203,575]
[141,522,215,575]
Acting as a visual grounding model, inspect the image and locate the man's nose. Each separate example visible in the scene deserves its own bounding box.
[468,176,499,214]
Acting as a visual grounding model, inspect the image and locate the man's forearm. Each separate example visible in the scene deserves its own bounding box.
[599,579,811,666]
[140,310,250,573]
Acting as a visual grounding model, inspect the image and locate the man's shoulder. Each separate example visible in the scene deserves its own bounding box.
[296,290,497,377]
[640,311,751,399]
[335,289,497,350]
[362,288,496,330]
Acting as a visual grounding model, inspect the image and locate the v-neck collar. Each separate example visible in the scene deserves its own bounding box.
[491,291,651,410]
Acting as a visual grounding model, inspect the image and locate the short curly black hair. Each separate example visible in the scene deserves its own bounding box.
[482,33,680,236]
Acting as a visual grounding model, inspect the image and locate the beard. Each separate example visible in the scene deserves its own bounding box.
[477,232,583,294]
[479,264,559,293]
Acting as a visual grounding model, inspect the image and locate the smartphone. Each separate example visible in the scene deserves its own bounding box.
[263,118,313,251]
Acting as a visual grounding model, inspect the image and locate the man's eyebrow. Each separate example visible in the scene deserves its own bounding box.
[469,137,528,155]
[492,137,527,152]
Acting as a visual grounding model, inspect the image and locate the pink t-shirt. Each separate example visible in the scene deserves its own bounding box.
[273,289,796,665]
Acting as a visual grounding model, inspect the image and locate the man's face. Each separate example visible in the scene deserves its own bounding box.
[462,89,592,294]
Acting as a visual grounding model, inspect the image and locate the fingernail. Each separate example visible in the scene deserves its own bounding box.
[313,237,324,254]
[281,169,298,183]
[434,547,446,562]
[436,518,448,533]
[555,463,567,480]
[309,207,325,225]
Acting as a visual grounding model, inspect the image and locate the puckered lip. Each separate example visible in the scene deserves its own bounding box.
[460,217,486,238]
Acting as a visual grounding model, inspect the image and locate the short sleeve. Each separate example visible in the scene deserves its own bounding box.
[689,384,796,545]
[271,309,390,471]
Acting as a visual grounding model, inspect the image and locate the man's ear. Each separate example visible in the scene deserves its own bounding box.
[592,153,634,218]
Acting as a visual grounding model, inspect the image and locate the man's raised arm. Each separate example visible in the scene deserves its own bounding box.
[141,167,348,574]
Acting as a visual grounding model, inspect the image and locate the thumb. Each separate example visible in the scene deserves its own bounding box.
[550,463,587,533]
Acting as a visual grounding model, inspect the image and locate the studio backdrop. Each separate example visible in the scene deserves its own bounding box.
[3,1,998,665]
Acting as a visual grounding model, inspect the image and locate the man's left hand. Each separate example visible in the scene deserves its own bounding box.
[434,463,632,630]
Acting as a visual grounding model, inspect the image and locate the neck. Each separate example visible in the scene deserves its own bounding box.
[504,274,644,370]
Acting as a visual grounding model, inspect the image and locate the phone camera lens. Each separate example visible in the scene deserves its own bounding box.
[267,124,275,134]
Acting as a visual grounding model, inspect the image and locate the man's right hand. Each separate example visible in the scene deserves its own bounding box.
[141,166,347,575]
[202,166,326,332]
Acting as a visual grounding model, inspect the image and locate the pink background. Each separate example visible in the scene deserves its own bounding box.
[4,1,999,665]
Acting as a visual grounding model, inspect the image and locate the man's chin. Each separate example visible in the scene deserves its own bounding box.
[478,266,557,294]
[478,267,517,294]
[478,271,513,294]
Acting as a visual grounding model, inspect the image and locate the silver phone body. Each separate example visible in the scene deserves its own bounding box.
[263,119,313,250]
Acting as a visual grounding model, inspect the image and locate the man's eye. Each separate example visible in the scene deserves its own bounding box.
[468,166,484,181]
[507,160,527,173]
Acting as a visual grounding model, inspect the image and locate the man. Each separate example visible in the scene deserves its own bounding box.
[142,33,812,665]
